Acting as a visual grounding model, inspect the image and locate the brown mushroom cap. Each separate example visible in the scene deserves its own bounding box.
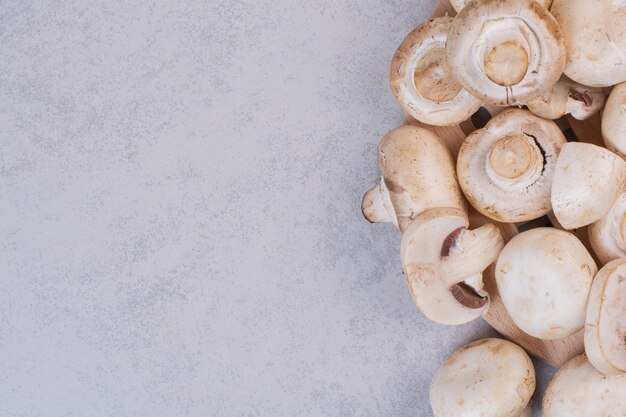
[390,17,482,126]
[446,0,565,106]
[551,0,626,87]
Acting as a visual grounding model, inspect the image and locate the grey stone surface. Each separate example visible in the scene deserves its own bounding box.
[0,0,555,415]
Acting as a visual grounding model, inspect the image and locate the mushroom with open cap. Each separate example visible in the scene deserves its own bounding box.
[543,354,626,416]
[584,259,626,375]
[456,109,566,223]
[446,0,565,106]
[361,125,466,232]
[551,0,626,87]
[390,16,481,126]
[400,207,504,325]
[602,81,626,158]
[588,191,626,264]
[551,142,626,230]
[430,338,535,417]
[527,76,606,120]
[450,0,552,12]
[496,227,597,340]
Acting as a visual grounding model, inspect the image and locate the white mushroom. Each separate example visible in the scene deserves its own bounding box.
[551,142,626,230]
[400,207,504,325]
[543,354,626,416]
[602,81,626,158]
[496,227,597,340]
[446,0,565,106]
[390,16,481,126]
[450,0,552,12]
[588,191,626,264]
[430,338,535,417]
[457,109,566,223]
[551,0,626,87]
[527,76,606,120]
[584,259,626,375]
[361,125,467,231]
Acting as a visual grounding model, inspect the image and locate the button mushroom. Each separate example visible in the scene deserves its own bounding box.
[584,259,626,375]
[400,207,504,325]
[361,125,467,232]
[456,108,566,223]
[527,76,606,120]
[446,0,565,106]
[543,354,626,416]
[602,81,626,158]
[551,142,626,230]
[450,0,552,12]
[588,191,626,264]
[551,0,626,87]
[496,228,597,340]
[430,338,536,417]
[390,16,481,126]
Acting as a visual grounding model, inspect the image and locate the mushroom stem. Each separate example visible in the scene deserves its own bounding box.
[440,223,505,287]
[361,179,397,226]
[519,406,533,417]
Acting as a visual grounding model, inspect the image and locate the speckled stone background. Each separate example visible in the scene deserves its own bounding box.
[1,0,555,416]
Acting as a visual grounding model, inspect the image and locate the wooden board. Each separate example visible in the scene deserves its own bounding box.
[401,0,599,367]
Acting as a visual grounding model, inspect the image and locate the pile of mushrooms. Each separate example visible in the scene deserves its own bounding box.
[363,0,626,414]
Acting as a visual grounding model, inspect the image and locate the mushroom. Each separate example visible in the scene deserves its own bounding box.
[588,191,626,264]
[551,142,626,230]
[400,207,504,325]
[495,227,597,340]
[543,355,626,416]
[584,259,626,375]
[602,81,626,158]
[430,338,535,417]
[390,16,481,126]
[550,0,626,87]
[450,0,552,12]
[446,0,565,106]
[456,108,566,223]
[361,125,467,231]
[527,76,606,120]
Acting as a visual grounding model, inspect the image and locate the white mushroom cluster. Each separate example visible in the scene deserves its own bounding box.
[362,0,626,414]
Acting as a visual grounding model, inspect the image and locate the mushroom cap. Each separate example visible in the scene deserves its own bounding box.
[400,207,499,325]
[584,259,626,374]
[390,16,482,126]
[430,338,535,417]
[543,355,626,416]
[450,0,552,12]
[446,0,565,106]
[602,81,626,158]
[457,108,566,223]
[377,125,467,231]
[496,228,597,340]
[552,142,626,230]
[551,0,626,87]
[588,191,626,264]
[527,75,606,120]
